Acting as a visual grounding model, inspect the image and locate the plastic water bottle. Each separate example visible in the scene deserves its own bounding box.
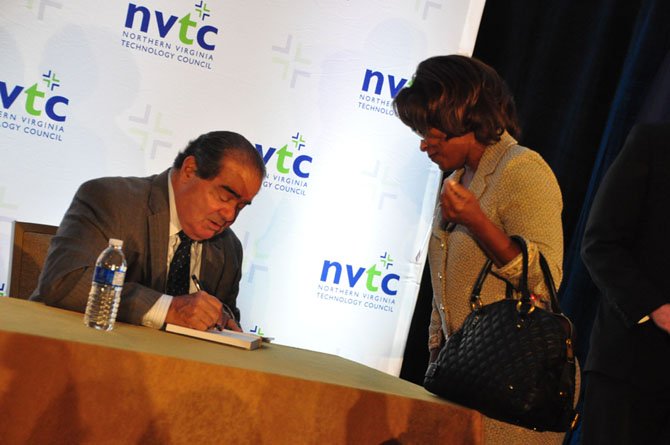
[84,238,127,331]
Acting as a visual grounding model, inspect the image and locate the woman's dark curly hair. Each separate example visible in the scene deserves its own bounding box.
[393,55,520,145]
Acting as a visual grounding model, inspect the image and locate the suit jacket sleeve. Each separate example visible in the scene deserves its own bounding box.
[581,123,668,326]
[209,230,243,323]
[492,150,564,302]
[32,177,164,325]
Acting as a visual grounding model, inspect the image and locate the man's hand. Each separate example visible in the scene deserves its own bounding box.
[165,291,223,331]
[224,318,242,332]
[651,304,670,334]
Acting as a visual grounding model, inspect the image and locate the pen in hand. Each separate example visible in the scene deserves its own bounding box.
[191,274,223,331]
[191,274,202,292]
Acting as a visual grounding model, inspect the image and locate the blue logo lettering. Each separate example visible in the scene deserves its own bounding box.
[361,69,408,98]
[320,260,399,296]
[0,81,69,122]
[124,3,218,51]
[255,143,312,178]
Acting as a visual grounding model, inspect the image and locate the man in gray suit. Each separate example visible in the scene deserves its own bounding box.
[31,130,265,332]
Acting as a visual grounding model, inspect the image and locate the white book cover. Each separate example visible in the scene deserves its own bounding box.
[165,324,262,350]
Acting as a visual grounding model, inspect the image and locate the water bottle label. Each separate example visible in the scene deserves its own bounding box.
[93,266,125,287]
[112,271,125,286]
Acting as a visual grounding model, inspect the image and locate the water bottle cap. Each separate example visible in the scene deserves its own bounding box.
[109,238,124,248]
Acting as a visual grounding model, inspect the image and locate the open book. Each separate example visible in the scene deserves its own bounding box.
[165,324,263,350]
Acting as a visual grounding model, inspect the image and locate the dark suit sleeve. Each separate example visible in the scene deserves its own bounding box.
[581,124,668,326]
[32,180,113,312]
[219,232,243,323]
[32,178,164,324]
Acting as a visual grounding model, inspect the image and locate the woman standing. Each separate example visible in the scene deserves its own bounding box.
[393,55,567,444]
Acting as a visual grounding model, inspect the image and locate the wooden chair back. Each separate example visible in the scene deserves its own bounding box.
[10,221,58,299]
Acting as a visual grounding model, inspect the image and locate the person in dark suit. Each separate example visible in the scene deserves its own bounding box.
[31,130,265,332]
[581,122,670,444]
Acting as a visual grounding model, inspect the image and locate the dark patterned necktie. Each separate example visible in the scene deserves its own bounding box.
[166,231,192,296]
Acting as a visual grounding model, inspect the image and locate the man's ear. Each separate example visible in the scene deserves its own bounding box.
[181,155,197,178]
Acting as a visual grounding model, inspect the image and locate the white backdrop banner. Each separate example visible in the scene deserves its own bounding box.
[0,0,485,375]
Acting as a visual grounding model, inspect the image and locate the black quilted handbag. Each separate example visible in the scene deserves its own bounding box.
[423,236,576,432]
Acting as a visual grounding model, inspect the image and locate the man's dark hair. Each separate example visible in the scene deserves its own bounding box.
[173,131,266,179]
[393,55,520,145]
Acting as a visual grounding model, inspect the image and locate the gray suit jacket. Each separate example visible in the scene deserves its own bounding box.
[31,169,243,325]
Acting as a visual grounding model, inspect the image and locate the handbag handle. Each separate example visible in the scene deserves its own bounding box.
[538,253,563,314]
[469,235,564,315]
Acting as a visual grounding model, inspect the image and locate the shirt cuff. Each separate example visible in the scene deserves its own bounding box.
[141,294,173,329]
[491,250,524,279]
[428,333,443,351]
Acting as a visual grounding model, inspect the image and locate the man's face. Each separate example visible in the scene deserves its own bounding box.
[173,155,262,241]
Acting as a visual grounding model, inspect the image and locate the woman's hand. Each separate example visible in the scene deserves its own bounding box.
[440,179,484,229]
[441,178,521,266]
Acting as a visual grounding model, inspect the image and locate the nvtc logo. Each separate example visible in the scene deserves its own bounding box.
[320,252,400,296]
[361,69,408,99]
[255,131,312,179]
[124,2,218,50]
[0,70,69,122]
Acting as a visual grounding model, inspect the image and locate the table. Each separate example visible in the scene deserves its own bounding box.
[0,297,481,444]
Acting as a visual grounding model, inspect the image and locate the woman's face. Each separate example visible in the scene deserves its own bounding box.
[418,128,482,171]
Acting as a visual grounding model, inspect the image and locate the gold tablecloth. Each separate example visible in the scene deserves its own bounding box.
[0,297,481,444]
